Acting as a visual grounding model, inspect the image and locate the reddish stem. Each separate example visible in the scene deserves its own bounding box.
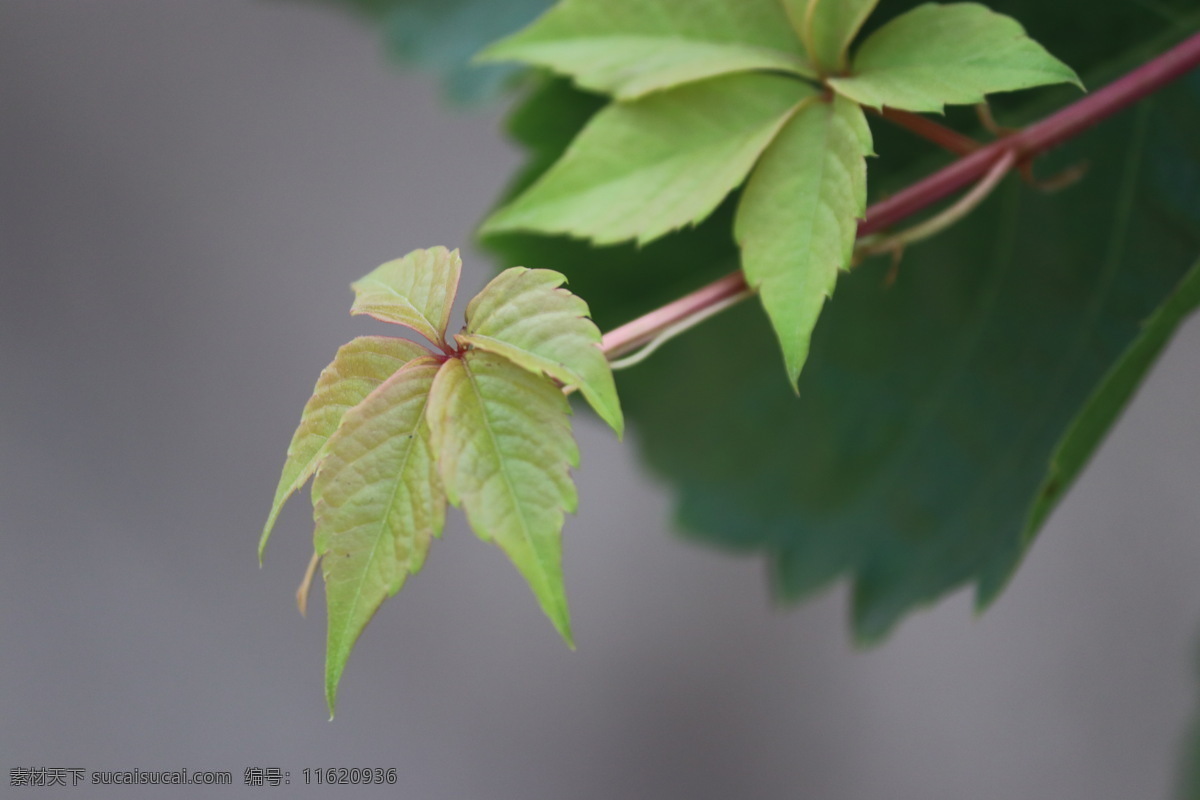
[876,107,981,156]
[601,273,748,359]
[601,30,1200,359]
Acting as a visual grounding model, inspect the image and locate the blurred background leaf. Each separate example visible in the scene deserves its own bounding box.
[292,0,553,101]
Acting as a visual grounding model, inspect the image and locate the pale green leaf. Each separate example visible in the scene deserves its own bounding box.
[478,0,814,100]
[313,358,444,715]
[828,2,1081,113]
[350,246,462,346]
[456,267,622,436]
[735,95,872,387]
[427,351,579,645]
[784,0,879,75]
[260,336,431,560]
[481,74,813,245]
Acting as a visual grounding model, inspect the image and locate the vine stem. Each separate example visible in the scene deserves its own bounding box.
[875,107,980,155]
[856,149,1017,260]
[602,273,750,360]
[608,285,755,368]
[599,30,1200,360]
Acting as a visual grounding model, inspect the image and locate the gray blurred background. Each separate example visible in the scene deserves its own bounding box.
[2,2,1199,798]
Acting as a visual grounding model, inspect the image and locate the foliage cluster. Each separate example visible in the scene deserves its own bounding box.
[262,247,620,711]
[272,0,1200,725]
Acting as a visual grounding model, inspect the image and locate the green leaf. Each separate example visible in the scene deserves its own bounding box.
[312,358,444,715]
[300,0,554,103]
[260,336,432,560]
[639,91,1200,641]
[457,267,623,436]
[1014,257,1200,576]
[482,35,1200,641]
[735,95,872,387]
[427,350,579,645]
[481,74,813,245]
[350,246,462,347]
[481,77,740,333]
[788,0,879,75]
[478,0,814,100]
[828,2,1082,113]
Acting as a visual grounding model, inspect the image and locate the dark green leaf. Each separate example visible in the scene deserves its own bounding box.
[640,86,1200,641]
[483,36,1200,640]
[1007,257,1200,599]
[297,0,553,102]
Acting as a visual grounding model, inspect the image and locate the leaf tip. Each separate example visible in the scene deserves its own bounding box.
[558,621,576,651]
[851,625,886,649]
[478,208,514,238]
[257,513,278,565]
[973,565,1017,614]
[590,393,625,439]
[541,585,575,651]
[783,352,806,395]
[471,41,506,65]
[325,666,344,720]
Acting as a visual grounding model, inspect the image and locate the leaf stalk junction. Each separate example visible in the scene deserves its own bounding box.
[599,30,1200,366]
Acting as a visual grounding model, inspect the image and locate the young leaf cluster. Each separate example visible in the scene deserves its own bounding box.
[480,0,1080,386]
[261,246,621,713]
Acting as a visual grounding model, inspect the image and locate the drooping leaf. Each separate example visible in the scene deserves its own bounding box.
[787,0,880,75]
[483,32,1200,641]
[427,350,579,644]
[735,95,872,387]
[828,2,1082,113]
[312,358,444,714]
[481,74,813,245]
[260,336,431,560]
[478,0,814,100]
[350,246,462,347]
[456,267,623,436]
